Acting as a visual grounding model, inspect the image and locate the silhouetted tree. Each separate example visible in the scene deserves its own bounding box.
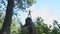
[0,0,14,34]
[0,0,36,34]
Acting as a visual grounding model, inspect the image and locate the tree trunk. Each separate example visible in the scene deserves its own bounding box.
[0,0,14,34]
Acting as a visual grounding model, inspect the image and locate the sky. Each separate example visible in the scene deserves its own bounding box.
[19,0,60,26]
[0,0,60,26]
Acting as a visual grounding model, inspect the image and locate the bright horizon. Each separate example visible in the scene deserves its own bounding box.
[0,0,60,26]
[19,0,60,26]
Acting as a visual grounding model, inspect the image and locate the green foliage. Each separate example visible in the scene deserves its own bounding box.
[35,17,60,34]
[0,0,36,34]
[19,23,28,34]
[12,17,60,34]
[27,0,36,5]
[0,24,2,30]
[17,0,36,10]
[0,11,60,34]
[0,15,60,34]
[0,12,3,30]
[0,18,4,30]
[35,17,50,34]
[10,24,20,34]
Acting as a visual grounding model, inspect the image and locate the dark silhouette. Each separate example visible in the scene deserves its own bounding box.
[0,0,14,34]
[24,17,36,34]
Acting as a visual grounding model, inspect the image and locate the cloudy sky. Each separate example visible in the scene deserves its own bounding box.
[19,0,60,26]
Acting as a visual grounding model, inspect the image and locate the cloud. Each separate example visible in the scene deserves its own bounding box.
[31,5,50,18]
[30,4,60,26]
[30,5,53,25]
[38,5,53,25]
[38,5,49,17]
[31,5,50,19]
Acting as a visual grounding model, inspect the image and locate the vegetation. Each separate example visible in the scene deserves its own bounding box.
[0,0,36,34]
[0,0,60,34]
[0,12,60,34]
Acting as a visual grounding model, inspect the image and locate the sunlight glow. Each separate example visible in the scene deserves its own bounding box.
[30,4,60,26]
